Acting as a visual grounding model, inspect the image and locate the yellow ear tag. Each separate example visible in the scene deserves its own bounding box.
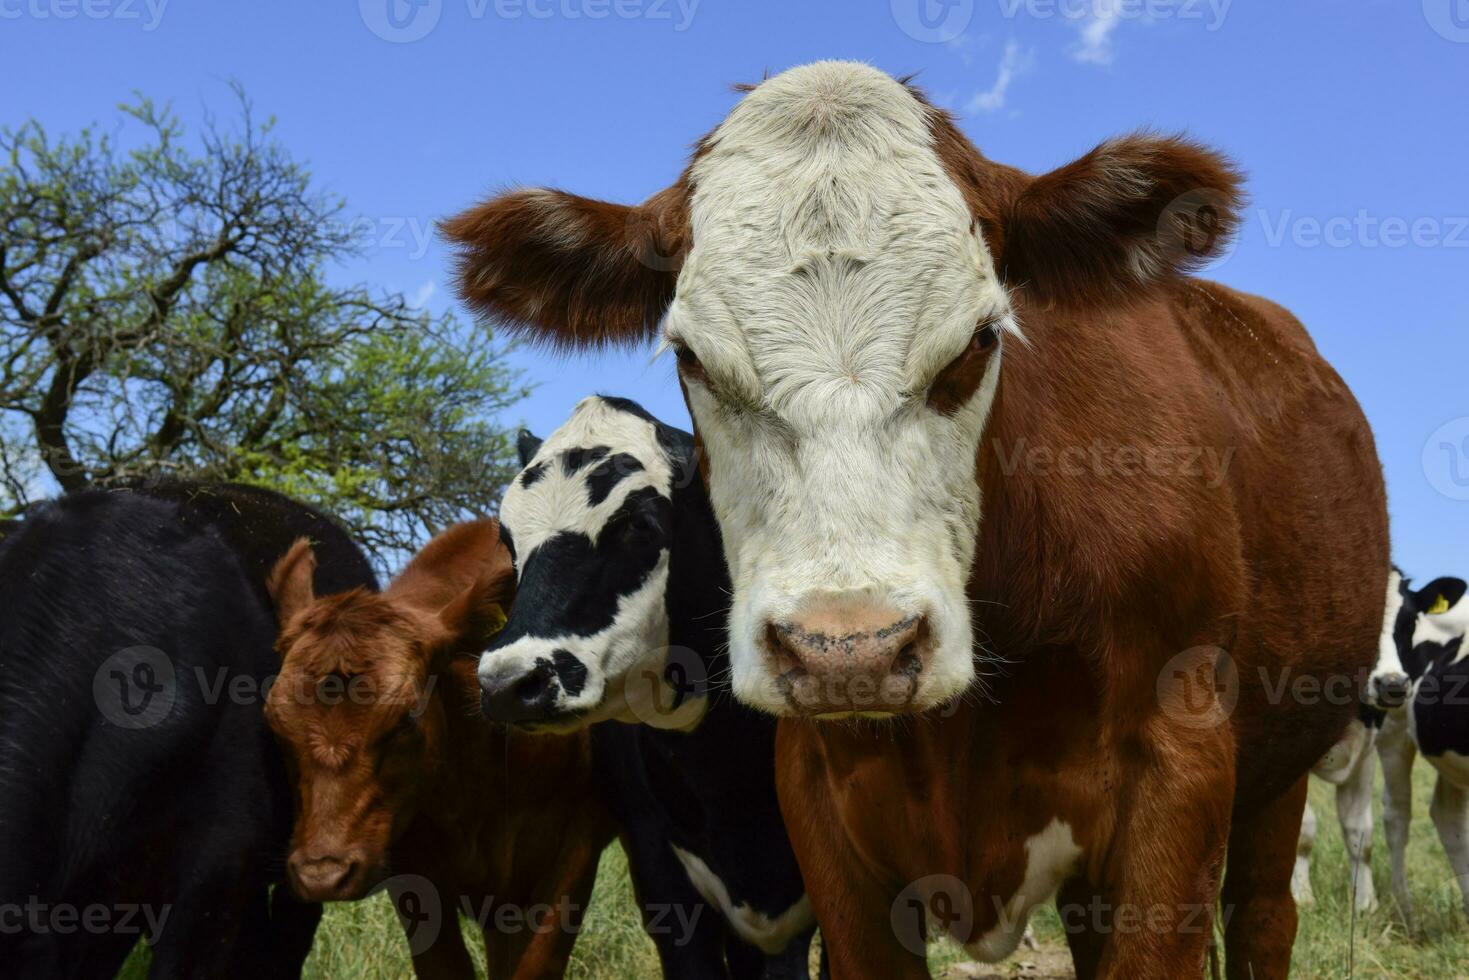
[1428,595,1450,615]
[486,604,508,635]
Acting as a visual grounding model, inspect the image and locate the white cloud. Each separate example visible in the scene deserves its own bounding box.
[410,280,436,308]
[1071,0,1123,65]
[965,40,1034,115]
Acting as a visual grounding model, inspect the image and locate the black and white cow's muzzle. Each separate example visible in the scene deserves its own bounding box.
[479,647,592,727]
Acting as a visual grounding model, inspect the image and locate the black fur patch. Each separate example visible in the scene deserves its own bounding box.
[585,453,645,507]
[520,462,548,488]
[561,445,610,476]
[552,650,589,697]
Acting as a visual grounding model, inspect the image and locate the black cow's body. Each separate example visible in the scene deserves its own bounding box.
[0,482,376,978]
[591,438,814,979]
[484,397,818,979]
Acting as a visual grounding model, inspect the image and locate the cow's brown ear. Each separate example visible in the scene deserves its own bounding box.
[267,538,317,626]
[440,183,687,351]
[437,563,517,651]
[999,134,1245,305]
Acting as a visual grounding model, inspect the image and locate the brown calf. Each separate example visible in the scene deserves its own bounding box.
[264,519,614,979]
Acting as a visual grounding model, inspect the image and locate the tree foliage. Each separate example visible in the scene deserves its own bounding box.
[0,86,526,562]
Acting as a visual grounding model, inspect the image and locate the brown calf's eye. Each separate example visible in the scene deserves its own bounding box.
[972,325,998,352]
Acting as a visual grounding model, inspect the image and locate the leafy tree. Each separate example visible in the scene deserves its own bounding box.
[0,86,526,562]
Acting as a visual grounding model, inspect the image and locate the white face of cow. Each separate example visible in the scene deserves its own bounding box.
[664,63,1017,716]
[478,397,676,731]
[1371,568,1469,710]
[443,59,1245,719]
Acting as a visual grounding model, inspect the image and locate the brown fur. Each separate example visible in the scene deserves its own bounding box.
[265,520,614,979]
[441,75,1387,979]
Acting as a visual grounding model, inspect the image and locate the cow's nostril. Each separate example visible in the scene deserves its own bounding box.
[513,663,554,705]
[894,643,923,677]
[766,624,805,675]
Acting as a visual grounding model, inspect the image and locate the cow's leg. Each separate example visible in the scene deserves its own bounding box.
[1056,876,1106,980]
[1377,714,1417,927]
[1087,712,1233,979]
[726,928,816,980]
[775,732,927,980]
[1335,738,1379,913]
[1220,774,1309,980]
[145,877,258,980]
[494,820,605,980]
[1428,776,1469,922]
[615,832,732,979]
[395,880,475,980]
[1290,798,1317,907]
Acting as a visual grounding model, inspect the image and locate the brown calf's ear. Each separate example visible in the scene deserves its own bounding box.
[267,538,318,625]
[999,133,1245,306]
[437,563,517,651]
[440,182,687,351]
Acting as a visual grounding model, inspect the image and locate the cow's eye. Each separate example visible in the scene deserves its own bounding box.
[671,340,706,382]
[927,322,1002,415]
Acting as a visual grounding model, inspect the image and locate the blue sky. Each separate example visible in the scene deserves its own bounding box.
[4,0,1467,577]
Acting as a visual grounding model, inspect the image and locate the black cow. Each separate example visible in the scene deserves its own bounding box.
[477,395,820,979]
[1373,567,1469,925]
[0,482,377,978]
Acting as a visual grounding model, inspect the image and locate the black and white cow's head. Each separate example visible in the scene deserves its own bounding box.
[1370,566,1468,708]
[478,395,695,731]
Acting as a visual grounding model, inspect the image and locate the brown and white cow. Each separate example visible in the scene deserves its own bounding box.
[443,61,1389,979]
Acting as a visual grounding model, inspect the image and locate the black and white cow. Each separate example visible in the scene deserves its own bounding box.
[1372,567,1469,925]
[478,395,819,979]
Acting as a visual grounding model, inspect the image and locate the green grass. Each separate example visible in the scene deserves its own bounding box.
[115,754,1466,978]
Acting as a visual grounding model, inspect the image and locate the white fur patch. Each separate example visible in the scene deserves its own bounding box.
[670,844,815,954]
[966,819,1082,962]
[1374,568,1408,683]
[668,61,1015,714]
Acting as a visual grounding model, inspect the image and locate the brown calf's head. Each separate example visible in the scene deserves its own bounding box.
[443,61,1242,719]
[264,536,513,901]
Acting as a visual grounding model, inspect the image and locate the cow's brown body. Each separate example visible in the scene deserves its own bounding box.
[778,279,1388,978]
[442,61,1389,979]
[266,521,615,979]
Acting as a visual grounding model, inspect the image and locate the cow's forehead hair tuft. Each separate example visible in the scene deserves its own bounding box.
[499,396,673,562]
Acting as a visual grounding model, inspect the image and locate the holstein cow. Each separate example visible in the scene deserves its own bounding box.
[443,62,1389,978]
[265,518,613,979]
[477,396,820,979]
[1372,569,1469,925]
[0,482,376,979]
